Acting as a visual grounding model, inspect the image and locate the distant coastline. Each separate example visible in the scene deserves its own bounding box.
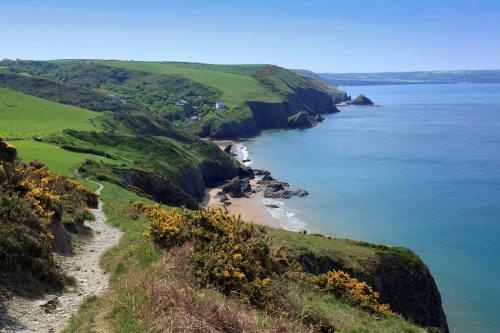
[294,69,500,86]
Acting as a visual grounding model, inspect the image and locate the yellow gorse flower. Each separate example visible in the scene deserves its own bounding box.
[311,269,392,315]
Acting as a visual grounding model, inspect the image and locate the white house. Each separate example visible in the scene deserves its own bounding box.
[215,101,225,109]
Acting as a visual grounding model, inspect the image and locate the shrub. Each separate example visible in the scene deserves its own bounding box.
[0,137,98,292]
[189,209,281,309]
[141,206,295,311]
[310,269,391,315]
[143,206,190,248]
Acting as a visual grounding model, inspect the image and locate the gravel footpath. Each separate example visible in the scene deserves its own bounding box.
[0,182,122,332]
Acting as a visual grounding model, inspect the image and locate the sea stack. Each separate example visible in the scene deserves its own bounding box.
[351,94,374,105]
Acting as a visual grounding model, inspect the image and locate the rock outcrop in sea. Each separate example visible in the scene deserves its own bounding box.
[349,94,374,105]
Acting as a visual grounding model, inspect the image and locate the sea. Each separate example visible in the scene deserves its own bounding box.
[238,83,500,333]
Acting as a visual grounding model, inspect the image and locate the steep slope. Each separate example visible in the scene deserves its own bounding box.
[1,180,122,333]
[0,139,98,296]
[270,230,449,332]
[45,130,240,208]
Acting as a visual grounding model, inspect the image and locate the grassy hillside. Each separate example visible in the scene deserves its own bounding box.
[0,88,98,138]
[45,129,239,206]
[94,60,283,106]
[0,72,143,114]
[1,59,348,138]
[0,63,240,207]
[13,140,113,177]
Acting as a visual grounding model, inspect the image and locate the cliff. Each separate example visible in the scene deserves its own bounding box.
[247,87,339,131]
[271,230,449,332]
[206,65,346,139]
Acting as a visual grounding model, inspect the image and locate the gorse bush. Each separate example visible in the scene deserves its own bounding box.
[0,137,97,292]
[139,205,293,310]
[310,269,392,315]
[190,208,290,310]
[142,206,190,248]
[139,203,394,325]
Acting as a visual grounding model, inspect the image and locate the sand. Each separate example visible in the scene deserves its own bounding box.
[202,181,275,227]
[207,137,311,233]
[202,140,276,227]
[210,139,235,150]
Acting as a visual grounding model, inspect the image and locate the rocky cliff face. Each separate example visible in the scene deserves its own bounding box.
[298,246,449,332]
[370,249,449,332]
[115,169,200,209]
[114,158,240,209]
[246,87,339,132]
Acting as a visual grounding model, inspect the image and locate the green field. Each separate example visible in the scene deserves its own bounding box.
[95,60,282,107]
[14,140,111,177]
[0,88,98,138]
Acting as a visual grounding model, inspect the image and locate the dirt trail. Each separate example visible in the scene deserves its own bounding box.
[0,181,122,332]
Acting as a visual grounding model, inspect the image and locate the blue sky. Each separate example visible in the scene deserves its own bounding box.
[1,0,499,72]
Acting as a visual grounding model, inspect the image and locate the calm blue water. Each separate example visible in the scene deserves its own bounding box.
[245,84,500,333]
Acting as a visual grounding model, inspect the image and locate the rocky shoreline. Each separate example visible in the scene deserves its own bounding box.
[215,144,309,207]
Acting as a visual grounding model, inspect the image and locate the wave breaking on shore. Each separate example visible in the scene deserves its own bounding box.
[263,198,307,231]
[234,143,252,166]
[236,141,308,231]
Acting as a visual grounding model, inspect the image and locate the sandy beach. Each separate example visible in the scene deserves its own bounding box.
[202,140,276,227]
[202,185,274,227]
[210,139,236,150]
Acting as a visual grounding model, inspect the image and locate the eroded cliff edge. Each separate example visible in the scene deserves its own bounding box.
[272,230,449,332]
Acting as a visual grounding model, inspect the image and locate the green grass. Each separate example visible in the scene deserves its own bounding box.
[269,228,379,271]
[291,287,426,333]
[45,129,238,204]
[14,140,113,178]
[63,182,162,333]
[0,88,98,138]
[94,60,282,107]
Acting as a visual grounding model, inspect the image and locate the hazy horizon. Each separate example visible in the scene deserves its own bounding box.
[2,57,500,74]
[1,0,499,72]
